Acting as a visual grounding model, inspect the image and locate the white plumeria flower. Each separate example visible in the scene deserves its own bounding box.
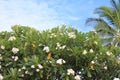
[106,51,112,56]
[113,78,120,80]
[56,42,60,49]
[0,65,1,69]
[38,43,42,46]
[61,45,66,49]
[0,45,5,50]
[49,61,52,63]
[20,74,24,77]
[43,46,50,53]
[14,56,19,61]
[79,71,81,74]
[59,47,62,49]
[36,69,40,72]
[0,74,3,80]
[18,69,22,72]
[89,49,94,53]
[56,42,66,50]
[56,58,66,65]
[91,61,95,64]
[8,36,16,41]
[38,64,43,69]
[94,41,98,45]
[22,66,26,70]
[12,56,15,59]
[50,33,56,38]
[68,32,76,39]
[83,50,87,55]
[75,75,81,80]
[12,47,19,54]
[25,71,29,74]
[104,66,107,70]
[117,59,120,64]
[67,69,75,75]
[56,47,58,50]
[0,56,2,60]
[56,42,61,47]
[31,65,35,68]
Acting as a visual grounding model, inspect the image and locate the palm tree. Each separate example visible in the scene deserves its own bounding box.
[86,0,120,47]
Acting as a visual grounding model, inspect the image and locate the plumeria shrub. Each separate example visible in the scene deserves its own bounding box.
[0,25,120,80]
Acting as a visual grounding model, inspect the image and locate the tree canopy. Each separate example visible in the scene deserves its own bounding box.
[0,25,120,80]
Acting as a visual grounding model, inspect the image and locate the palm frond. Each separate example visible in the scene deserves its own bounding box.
[86,18,102,26]
[118,0,120,11]
[86,0,120,47]
[86,18,116,34]
[95,24,116,36]
[101,37,113,46]
[95,6,115,25]
[111,0,120,28]
[111,0,118,11]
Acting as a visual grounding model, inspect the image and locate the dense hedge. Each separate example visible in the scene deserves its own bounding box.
[0,25,120,80]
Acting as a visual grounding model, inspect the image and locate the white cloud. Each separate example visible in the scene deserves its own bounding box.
[0,0,66,31]
[0,0,110,32]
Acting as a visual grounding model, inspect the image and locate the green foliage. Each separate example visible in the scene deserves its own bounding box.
[0,25,120,80]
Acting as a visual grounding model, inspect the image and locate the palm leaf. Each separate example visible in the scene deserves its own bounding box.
[86,18,116,34]
[111,0,120,28]
[86,0,120,47]
[95,6,115,25]
[101,37,113,46]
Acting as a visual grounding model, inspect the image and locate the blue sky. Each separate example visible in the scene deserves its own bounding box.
[0,0,111,32]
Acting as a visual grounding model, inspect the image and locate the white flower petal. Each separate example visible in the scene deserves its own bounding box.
[75,75,81,80]
[113,78,120,80]
[68,32,76,39]
[31,65,35,68]
[0,45,5,50]
[90,49,94,53]
[12,47,19,54]
[83,50,87,55]
[36,69,40,72]
[38,64,43,69]
[56,59,66,65]
[0,74,3,80]
[43,46,50,53]
[8,36,16,41]
[67,69,75,75]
